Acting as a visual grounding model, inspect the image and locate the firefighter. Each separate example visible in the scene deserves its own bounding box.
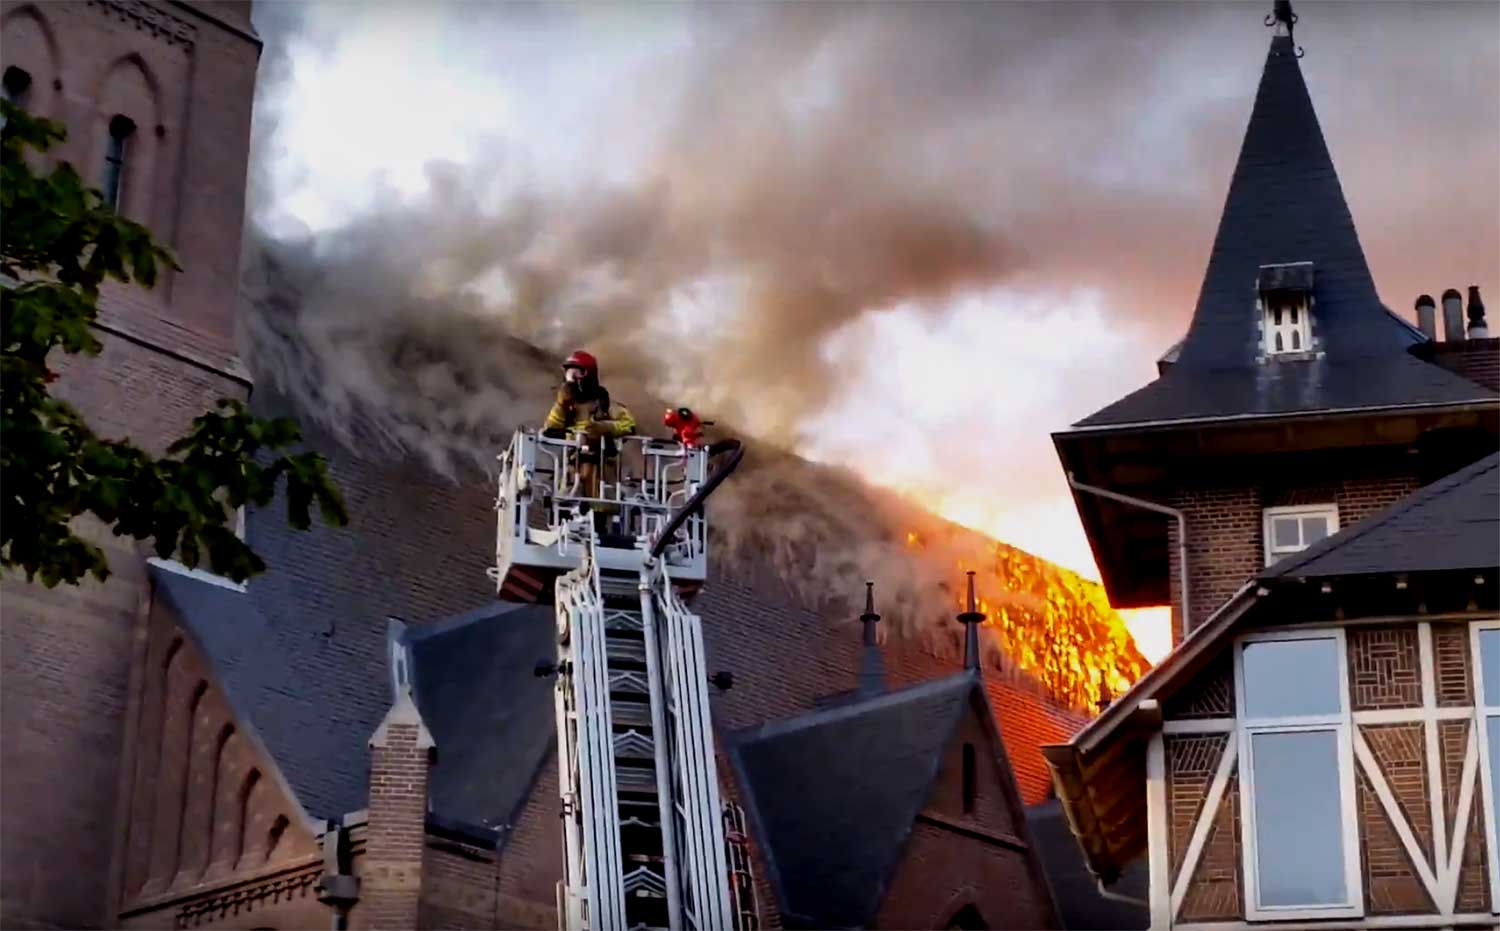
[544,350,636,499]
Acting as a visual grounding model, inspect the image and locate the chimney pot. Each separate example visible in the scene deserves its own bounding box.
[1468,286,1489,339]
[1415,294,1437,340]
[1442,288,1465,342]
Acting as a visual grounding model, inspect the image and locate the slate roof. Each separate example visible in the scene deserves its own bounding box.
[1074,35,1495,430]
[145,387,515,823]
[1024,800,1147,931]
[1263,451,1500,580]
[728,672,977,930]
[403,603,556,842]
[149,564,345,818]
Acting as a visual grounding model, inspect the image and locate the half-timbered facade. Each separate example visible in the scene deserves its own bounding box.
[1046,6,1500,930]
[1048,455,1500,928]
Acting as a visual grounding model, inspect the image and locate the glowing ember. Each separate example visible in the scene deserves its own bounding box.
[908,531,1149,710]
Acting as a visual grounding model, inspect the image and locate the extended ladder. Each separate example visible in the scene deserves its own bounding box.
[493,430,741,931]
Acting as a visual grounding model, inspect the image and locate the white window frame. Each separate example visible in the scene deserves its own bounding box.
[1470,620,1500,914]
[1262,291,1312,355]
[1235,628,1364,921]
[1263,503,1340,566]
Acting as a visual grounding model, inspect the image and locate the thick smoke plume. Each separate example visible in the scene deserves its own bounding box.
[240,2,1496,693]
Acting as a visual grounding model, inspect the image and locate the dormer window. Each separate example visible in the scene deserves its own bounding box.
[1258,262,1315,357]
[1265,293,1309,353]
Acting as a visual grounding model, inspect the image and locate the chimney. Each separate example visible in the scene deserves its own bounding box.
[857,581,886,697]
[1468,286,1489,339]
[1415,294,1437,340]
[1442,288,1465,342]
[363,689,435,930]
[956,571,984,672]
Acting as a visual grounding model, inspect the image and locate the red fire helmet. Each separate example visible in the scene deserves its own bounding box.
[562,349,599,377]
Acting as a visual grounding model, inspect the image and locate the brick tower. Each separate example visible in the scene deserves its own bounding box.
[0,3,260,927]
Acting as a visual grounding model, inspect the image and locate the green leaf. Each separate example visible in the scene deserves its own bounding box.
[0,101,348,588]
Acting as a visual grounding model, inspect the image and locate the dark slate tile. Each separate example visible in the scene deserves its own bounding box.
[729,673,975,929]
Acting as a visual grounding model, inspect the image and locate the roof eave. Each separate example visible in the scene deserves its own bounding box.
[1062,397,1500,438]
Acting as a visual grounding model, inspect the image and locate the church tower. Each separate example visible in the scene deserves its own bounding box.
[0,3,260,927]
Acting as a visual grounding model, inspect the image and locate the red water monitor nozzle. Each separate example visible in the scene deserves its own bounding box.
[663,407,714,448]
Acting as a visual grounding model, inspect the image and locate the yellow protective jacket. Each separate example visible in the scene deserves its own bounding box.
[544,384,636,438]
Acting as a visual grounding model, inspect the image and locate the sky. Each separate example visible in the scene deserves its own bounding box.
[248,2,1500,664]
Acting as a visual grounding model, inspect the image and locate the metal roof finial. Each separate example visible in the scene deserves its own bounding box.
[860,580,880,646]
[1265,0,1304,58]
[857,581,886,696]
[956,571,984,672]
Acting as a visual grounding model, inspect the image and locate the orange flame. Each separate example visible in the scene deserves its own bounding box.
[908,531,1148,710]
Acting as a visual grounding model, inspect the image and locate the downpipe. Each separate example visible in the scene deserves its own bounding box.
[1066,473,1190,638]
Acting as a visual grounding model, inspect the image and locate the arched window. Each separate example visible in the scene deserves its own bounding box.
[102,114,135,210]
[946,904,988,930]
[266,814,289,862]
[2,66,31,108]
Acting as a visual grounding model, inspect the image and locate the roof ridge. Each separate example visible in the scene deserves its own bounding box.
[730,670,977,745]
[404,600,531,641]
[1262,452,1500,579]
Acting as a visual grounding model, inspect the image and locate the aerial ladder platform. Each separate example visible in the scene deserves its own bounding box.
[490,423,753,931]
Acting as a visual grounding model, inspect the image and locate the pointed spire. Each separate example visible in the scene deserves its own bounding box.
[1174,3,1404,369]
[956,571,984,672]
[857,581,886,697]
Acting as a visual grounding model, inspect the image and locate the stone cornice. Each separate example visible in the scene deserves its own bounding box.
[87,0,197,49]
[119,855,321,924]
[176,863,320,928]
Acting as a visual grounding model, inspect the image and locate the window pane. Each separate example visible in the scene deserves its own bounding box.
[1488,717,1500,834]
[1251,730,1348,907]
[1272,517,1300,549]
[1242,638,1341,718]
[1481,629,1500,706]
[1302,516,1329,544]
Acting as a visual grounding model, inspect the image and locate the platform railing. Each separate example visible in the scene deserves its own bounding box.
[494,429,710,590]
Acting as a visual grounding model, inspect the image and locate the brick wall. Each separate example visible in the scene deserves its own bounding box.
[1,338,245,929]
[1358,724,1434,914]
[120,596,316,902]
[1431,337,1500,392]
[875,821,1053,930]
[1177,771,1241,922]
[1347,627,1422,711]
[493,753,563,929]
[0,2,258,927]
[1166,734,1229,888]
[1169,450,1421,639]
[361,696,433,930]
[873,699,1057,929]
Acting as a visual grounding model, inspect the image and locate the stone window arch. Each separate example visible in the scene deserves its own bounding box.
[93,55,160,221]
[0,6,59,118]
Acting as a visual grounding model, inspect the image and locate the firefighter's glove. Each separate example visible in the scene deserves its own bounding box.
[583,420,614,438]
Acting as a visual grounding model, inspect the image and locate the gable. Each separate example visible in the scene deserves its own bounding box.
[730,675,974,929]
[118,576,318,918]
[877,693,1058,929]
